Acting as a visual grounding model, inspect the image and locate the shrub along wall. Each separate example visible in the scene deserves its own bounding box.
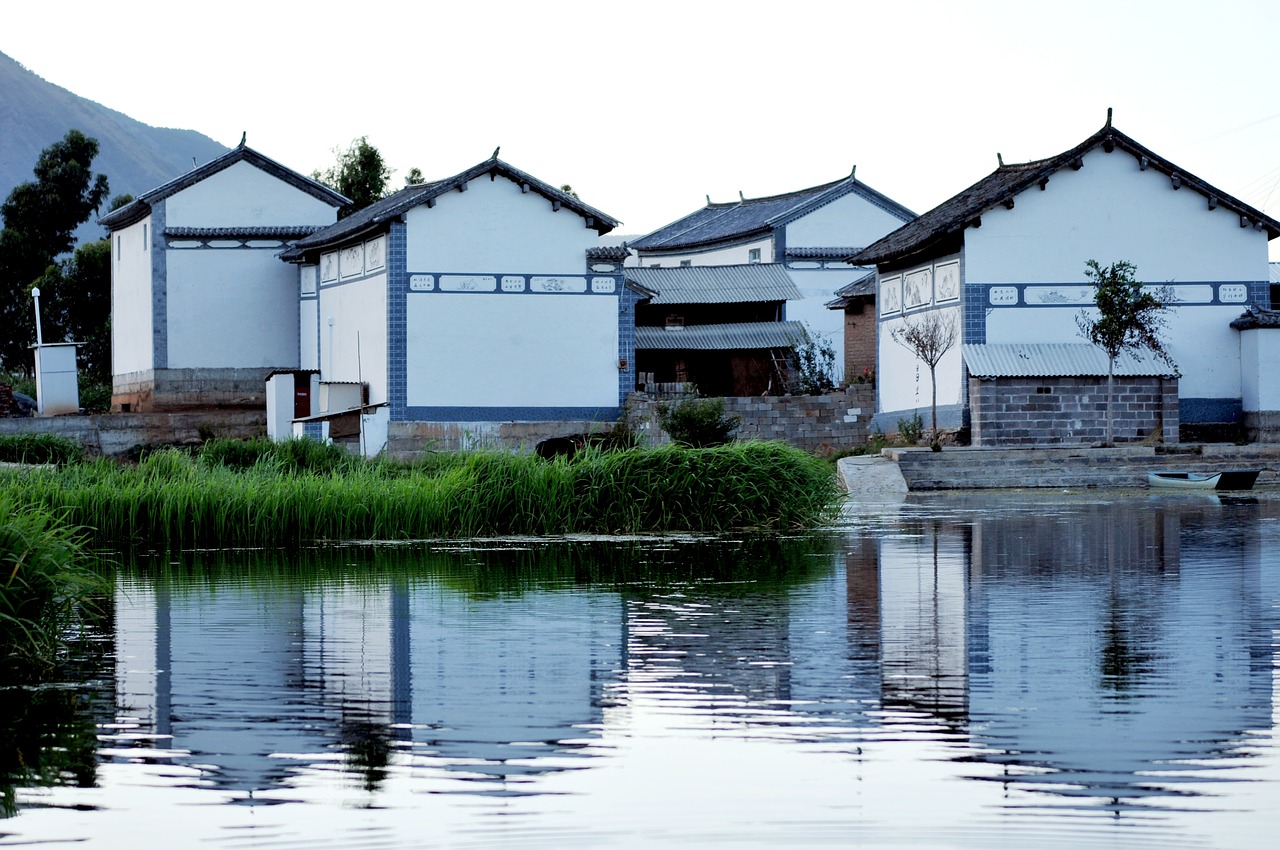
[629,387,875,453]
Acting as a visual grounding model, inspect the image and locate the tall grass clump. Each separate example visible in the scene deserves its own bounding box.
[0,434,85,466]
[0,500,103,673]
[0,439,841,546]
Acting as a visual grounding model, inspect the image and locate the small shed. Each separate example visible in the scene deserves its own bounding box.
[964,343,1179,446]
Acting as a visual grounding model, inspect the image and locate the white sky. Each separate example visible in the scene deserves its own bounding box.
[7,0,1280,253]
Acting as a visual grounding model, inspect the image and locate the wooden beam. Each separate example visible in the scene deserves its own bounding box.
[521,183,530,194]
[552,199,561,212]
[426,197,435,208]
[1241,215,1250,228]
[1071,158,1083,171]
[1170,174,1181,190]
[1038,177,1049,191]
[1003,196,1015,210]
[1102,135,1115,153]
[1208,195,1218,210]
[1139,156,1149,171]
[457,181,468,193]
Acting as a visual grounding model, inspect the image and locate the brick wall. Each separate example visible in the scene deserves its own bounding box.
[843,304,876,383]
[113,367,278,412]
[969,376,1179,446]
[629,386,875,454]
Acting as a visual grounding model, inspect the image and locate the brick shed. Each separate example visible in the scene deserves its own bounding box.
[964,343,1179,446]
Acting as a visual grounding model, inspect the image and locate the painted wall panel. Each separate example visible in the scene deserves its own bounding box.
[299,299,319,371]
[406,293,619,408]
[112,216,154,374]
[405,177,596,274]
[166,161,337,228]
[877,305,965,418]
[166,249,301,369]
[785,191,910,248]
[629,236,774,268]
[966,148,1269,284]
[316,274,388,403]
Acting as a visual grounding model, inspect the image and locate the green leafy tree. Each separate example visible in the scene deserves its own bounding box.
[890,309,959,448]
[1075,260,1174,446]
[36,238,112,384]
[404,167,426,186]
[0,130,109,374]
[790,324,838,395]
[313,137,392,218]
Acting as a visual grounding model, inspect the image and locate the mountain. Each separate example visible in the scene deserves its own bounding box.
[0,51,228,240]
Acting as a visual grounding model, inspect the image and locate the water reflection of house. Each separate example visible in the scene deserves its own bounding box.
[112,576,621,793]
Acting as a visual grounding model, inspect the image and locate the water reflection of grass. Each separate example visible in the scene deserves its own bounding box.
[122,534,842,597]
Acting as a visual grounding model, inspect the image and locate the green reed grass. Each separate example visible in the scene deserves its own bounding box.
[0,499,104,672]
[0,440,841,547]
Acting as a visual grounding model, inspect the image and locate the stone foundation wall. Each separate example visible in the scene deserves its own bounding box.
[0,411,266,456]
[1244,411,1280,443]
[385,419,614,459]
[629,386,875,453]
[113,367,281,412]
[969,376,1179,446]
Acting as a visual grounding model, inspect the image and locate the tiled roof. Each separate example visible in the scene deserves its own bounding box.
[587,246,631,261]
[635,321,807,351]
[281,157,620,260]
[825,270,877,309]
[166,225,326,238]
[631,175,914,253]
[963,343,1179,378]
[853,122,1280,267]
[785,246,863,259]
[1230,306,1280,330]
[624,263,800,305]
[100,145,348,231]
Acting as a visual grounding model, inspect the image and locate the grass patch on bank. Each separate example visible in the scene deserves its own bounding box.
[0,439,841,547]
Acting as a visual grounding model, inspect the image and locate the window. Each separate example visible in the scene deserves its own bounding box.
[680,260,692,267]
[116,235,121,260]
[748,248,761,264]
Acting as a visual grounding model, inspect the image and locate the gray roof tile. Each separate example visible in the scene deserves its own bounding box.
[963,343,1178,377]
[625,263,800,305]
[636,321,807,351]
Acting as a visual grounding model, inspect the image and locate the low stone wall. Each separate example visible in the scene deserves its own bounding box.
[969,376,1179,446]
[113,367,279,412]
[0,411,266,456]
[629,387,875,453]
[385,419,615,459]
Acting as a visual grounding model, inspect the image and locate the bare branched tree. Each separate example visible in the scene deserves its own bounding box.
[890,310,960,447]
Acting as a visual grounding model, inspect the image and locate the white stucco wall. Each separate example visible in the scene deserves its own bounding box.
[877,303,965,421]
[1240,329,1280,411]
[785,190,910,249]
[405,176,597,274]
[316,273,388,404]
[112,216,154,374]
[406,292,619,408]
[965,147,1269,284]
[630,236,775,268]
[165,161,338,228]
[166,248,301,369]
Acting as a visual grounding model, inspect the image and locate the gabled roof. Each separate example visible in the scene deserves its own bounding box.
[280,157,620,261]
[825,270,877,309]
[635,321,806,351]
[852,121,1280,267]
[963,343,1178,378]
[624,263,801,305]
[631,174,915,253]
[99,144,348,230]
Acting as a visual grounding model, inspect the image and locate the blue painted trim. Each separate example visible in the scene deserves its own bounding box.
[870,403,964,435]
[402,272,623,296]
[303,421,323,440]
[772,224,786,265]
[963,282,986,345]
[617,285,639,406]
[1250,280,1269,309]
[387,222,408,421]
[402,405,621,422]
[151,201,168,369]
[1179,397,1242,424]
[968,280,1267,307]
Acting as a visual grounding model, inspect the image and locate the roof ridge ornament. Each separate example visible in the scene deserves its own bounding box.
[997,152,1005,167]
[1105,107,1113,128]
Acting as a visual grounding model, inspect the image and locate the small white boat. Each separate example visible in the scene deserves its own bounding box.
[1147,470,1260,491]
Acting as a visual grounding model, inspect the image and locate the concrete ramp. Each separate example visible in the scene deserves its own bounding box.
[837,454,909,496]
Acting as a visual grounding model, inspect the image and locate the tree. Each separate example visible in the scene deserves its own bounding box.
[790,324,838,395]
[0,130,109,374]
[404,167,426,187]
[890,309,959,448]
[312,137,392,218]
[36,238,112,384]
[1075,259,1174,446]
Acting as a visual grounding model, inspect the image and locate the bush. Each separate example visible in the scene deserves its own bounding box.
[791,325,838,395]
[897,413,923,445]
[657,398,740,448]
[0,434,85,466]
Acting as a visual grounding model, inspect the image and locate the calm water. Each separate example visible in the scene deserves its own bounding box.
[2,492,1278,849]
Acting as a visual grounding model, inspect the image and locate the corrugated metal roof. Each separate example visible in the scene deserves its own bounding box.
[625,264,801,305]
[962,343,1179,377]
[636,321,806,351]
[1270,261,1280,283]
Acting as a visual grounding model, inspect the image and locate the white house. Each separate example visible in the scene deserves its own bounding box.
[629,173,916,377]
[852,116,1280,442]
[278,154,630,456]
[100,142,347,411]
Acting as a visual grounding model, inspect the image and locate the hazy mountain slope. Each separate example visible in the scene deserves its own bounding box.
[0,51,227,238]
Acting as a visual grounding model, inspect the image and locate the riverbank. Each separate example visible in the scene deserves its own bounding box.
[839,444,1280,492]
[0,439,841,545]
